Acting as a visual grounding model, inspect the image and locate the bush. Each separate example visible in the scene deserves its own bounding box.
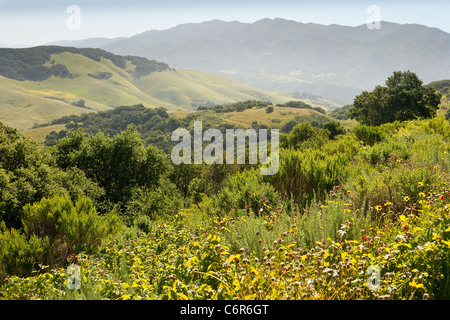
[281,122,330,150]
[0,228,50,280]
[187,177,209,204]
[126,178,184,222]
[322,121,346,140]
[353,125,385,146]
[267,148,348,208]
[214,169,279,217]
[22,194,119,266]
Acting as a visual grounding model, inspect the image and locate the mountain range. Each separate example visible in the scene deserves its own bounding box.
[50,18,450,103]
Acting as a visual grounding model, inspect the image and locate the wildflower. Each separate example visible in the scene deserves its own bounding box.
[403,196,410,202]
[418,192,425,198]
[417,182,424,187]
[375,205,382,212]
[347,190,352,194]
[409,281,424,289]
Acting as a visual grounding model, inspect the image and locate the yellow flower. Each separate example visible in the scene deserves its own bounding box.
[375,205,382,212]
[403,196,410,202]
[347,190,352,194]
[384,202,393,206]
[409,281,424,289]
[418,192,426,198]
[417,182,423,187]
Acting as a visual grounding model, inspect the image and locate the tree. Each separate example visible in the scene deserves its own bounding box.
[280,122,329,150]
[53,128,170,208]
[322,121,346,139]
[350,71,442,126]
[0,122,103,229]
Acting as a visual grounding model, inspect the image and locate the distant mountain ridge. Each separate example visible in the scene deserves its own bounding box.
[51,18,450,103]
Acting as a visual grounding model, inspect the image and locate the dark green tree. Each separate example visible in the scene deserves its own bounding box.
[0,122,102,229]
[53,128,169,208]
[322,121,346,139]
[280,122,330,150]
[350,71,442,126]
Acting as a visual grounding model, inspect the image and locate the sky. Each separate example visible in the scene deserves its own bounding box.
[1,0,449,47]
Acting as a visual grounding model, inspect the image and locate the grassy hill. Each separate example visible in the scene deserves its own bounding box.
[0,46,316,130]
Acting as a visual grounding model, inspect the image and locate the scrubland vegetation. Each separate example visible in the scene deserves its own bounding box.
[1,112,449,300]
[0,71,449,300]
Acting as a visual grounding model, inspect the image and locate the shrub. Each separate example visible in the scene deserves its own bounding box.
[126,178,184,222]
[353,125,385,146]
[187,177,209,204]
[214,169,279,217]
[322,121,346,140]
[267,148,348,208]
[281,122,330,150]
[0,228,50,280]
[22,194,118,266]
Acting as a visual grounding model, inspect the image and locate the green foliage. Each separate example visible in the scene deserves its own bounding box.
[350,71,442,126]
[280,122,330,150]
[53,128,169,208]
[277,101,326,114]
[0,228,50,280]
[322,121,346,140]
[214,169,279,217]
[265,106,274,114]
[205,100,273,113]
[22,194,119,264]
[422,116,450,141]
[187,177,209,204]
[87,72,112,80]
[126,178,184,222]
[2,185,447,300]
[267,148,349,208]
[50,64,69,78]
[71,99,87,109]
[353,125,385,146]
[427,79,450,96]
[0,194,119,280]
[0,122,103,229]
[329,104,352,120]
[43,105,173,151]
[127,56,171,78]
[0,111,449,300]
[280,112,330,133]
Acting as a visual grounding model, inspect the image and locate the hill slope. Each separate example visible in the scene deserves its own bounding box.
[0,46,303,130]
[66,18,450,103]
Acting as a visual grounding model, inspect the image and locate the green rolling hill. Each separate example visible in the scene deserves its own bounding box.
[0,46,319,130]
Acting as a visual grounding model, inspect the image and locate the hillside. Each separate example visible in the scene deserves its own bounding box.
[23,101,333,151]
[56,18,450,104]
[0,46,305,130]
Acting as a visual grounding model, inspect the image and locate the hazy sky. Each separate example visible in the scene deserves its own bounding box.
[1,0,449,46]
